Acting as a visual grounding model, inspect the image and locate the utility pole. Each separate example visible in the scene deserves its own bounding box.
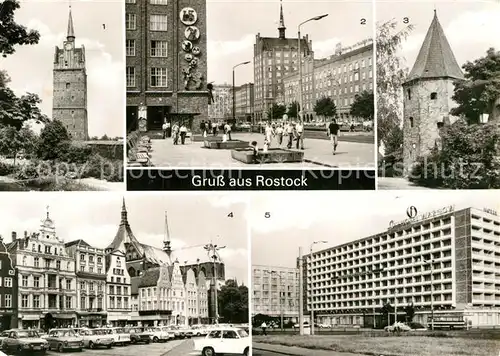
[298,247,304,335]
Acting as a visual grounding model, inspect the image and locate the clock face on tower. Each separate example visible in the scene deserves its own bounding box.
[65,42,73,51]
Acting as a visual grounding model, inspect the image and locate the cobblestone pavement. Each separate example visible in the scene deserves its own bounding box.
[148,133,375,168]
[253,342,365,356]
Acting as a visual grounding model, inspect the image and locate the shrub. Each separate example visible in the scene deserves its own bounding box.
[59,142,93,164]
[408,322,425,329]
[0,161,16,176]
[81,154,123,182]
[409,121,500,188]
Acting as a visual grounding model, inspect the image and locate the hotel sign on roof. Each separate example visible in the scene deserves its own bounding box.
[388,205,455,231]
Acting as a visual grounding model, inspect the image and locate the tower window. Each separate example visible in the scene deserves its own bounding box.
[437,122,444,129]
[430,92,437,100]
[409,117,414,128]
[407,89,411,100]
[66,83,70,89]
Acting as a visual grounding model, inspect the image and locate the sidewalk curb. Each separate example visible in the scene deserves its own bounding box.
[253,347,300,356]
[303,159,338,167]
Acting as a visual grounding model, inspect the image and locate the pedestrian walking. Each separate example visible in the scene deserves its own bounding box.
[172,123,179,145]
[295,121,304,149]
[224,121,232,141]
[264,122,274,147]
[276,124,284,146]
[260,321,268,336]
[212,121,217,136]
[180,123,188,144]
[162,120,168,139]
[200,120,206,137]
[286,121,294,149]
[328,118,340,155]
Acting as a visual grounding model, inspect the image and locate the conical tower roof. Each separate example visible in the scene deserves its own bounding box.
[106,198,144,255]
[278,0,286,39]
[67,6,75,41]
[406,10,464,82]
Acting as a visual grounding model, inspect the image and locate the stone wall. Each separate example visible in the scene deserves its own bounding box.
[402,78,458,173]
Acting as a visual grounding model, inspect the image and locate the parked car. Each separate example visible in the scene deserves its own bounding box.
[191,325,207,336]
[144,327,170,343]
[167,325,182,339]
[159,327,176,340]
[78,328,114,349]
[179,326,193,338]
[102,327,131,346]
[126,327,152,344]
[45,328,84,352]
[0,330,11,346]
[193,327,250,356]
[1,329,49,354]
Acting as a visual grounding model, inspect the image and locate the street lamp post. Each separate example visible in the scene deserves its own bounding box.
[309,240,328,335]
[232,61,251,125]
[204,242,225,324]
[298,14,328,124]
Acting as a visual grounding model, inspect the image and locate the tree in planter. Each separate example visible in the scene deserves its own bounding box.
[314,97,336,121]
[37,120,71,160]
[287,101,300,119]
[350,90,374,122]
[376,19,413,148]
[0,126,38,165]
[266,103,287,121]
[451,48,500,124]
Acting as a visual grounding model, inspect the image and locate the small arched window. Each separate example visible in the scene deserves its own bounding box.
[409,117,414,128]
[430,92,437,100]
[437,122,444,129]
[407,88,411,100]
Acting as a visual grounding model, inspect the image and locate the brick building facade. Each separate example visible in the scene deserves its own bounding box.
[52,8,88,140]
[0,235,17,331]
[125,0,208,133]
[402,11,464,173]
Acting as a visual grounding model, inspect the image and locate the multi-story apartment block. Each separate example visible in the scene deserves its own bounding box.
[303,206,500,328]
[281,40,373,123]
[7,210,77,329]
[105,249,131,326]
[252,265,300,322]
[125,0,208,133]
[0,235,17,331]
[234,83,254,122]
[208,84,232,121]
[65,240,107,328]
[253,1,311,121]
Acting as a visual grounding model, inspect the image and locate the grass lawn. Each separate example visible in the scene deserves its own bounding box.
[253,334,500,356]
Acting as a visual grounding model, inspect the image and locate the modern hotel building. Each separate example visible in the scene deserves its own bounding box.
[303,206,500,327]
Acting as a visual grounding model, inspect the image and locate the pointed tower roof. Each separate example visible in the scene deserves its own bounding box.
[106,199,144,255]
[278,0,286,39]
[67,6,75,41]
[162,211,172,261]
[406,10,464,82]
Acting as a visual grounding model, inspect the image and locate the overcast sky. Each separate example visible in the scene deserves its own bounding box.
[250,190,500,267]
[0,193,249,284]
[207,0,373,86]
[1,0,124,138]
[377,0,500,74]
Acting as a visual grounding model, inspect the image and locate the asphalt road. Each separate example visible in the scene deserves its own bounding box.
[252,349,283,356]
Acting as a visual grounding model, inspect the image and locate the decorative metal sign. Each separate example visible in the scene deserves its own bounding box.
[192,46,201,56]
[180,8,197,26]
[184,53,193,62]
[407,206,418,219]
[185,26,200,41]
[181,40,193,52]
[389,205,455,230]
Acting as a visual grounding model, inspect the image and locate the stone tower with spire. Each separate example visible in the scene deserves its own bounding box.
[278,0,286,39]
[52,6,88,141]
[402,10,464,174]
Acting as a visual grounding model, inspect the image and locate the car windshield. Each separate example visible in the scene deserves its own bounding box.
[208,330,222,338]
[17,331,40,338]
[91,330,107,335]
[237,329,248,338]
[57,330,77,337]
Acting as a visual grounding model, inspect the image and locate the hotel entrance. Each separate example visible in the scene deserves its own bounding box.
[147,106,171,131]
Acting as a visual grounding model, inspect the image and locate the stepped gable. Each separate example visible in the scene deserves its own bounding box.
[406,10,464,82]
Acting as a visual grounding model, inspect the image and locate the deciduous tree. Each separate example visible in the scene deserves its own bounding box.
[287,101,300,119]
[37,120,71,160]
[313,97,336,119]
[266,103,287,121]
[0,0,40,57]
[350,90,374,121]
[218,279,249,324]
[451,48,500,124]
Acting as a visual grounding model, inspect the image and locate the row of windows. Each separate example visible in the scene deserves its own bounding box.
[126,67,167,87]
[126,39,168,57]
[79,281,104,292]
[109,296,129,309]
[80,296,104,310]
[21,256,72,271]
[79,254,103,264]
[20,294,72,309]
[126,14,167,31]
[0,294,12,308]
[20,275,72,290]
[109,285,129,295]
